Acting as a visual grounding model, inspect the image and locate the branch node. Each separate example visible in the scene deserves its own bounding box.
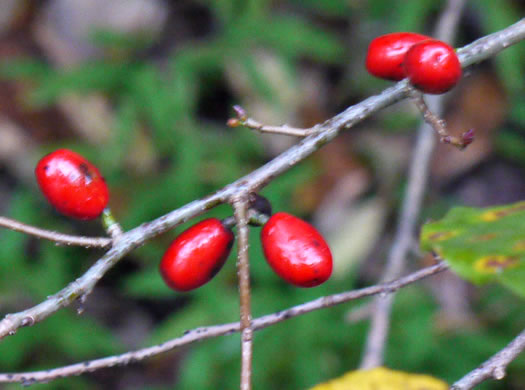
[21,378,36,387]
[20,316,35,328]
[493,367,506,380]
[76,294,89,315]
[102,208,124,240]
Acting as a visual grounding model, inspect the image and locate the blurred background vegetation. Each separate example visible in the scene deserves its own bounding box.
[0,0,524,389]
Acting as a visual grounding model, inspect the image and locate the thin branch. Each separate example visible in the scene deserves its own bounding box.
[0,262,448,384]
[0,245,127,339]
[0,216,112,248]
[228,105,315,137]
[451,328,525,389]
[410,91,474,149]
[228,17,525,140]
[232,195,254,390]
[457,18,525,67]
[0,194,225,340]
[0,76,408,341]
[0,17,523,347]
[360,0,467,369]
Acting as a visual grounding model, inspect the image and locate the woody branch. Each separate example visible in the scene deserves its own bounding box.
[0,17,522,387]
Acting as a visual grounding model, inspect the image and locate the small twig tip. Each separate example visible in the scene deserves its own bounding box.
[233,105,247,121]
[227,118,241,128]
[461,128,475,148]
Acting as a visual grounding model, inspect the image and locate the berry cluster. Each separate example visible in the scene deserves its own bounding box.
[35,150,333,292]
[33,34,461,295]
[160,209,333,292]
[366,32,462,94]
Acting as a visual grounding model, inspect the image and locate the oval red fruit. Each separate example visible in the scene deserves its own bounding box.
[261,212,332,288]
[403,39,461,94]
[160,218,234,292]
[35,149,109,220]
[365,32,430,81]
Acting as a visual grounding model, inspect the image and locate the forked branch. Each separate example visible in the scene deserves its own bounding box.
[0,15,523,387]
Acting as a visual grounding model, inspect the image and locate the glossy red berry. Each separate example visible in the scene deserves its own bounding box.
[365,32,430,81]
[160,218,234,292]
[35,149,109,220]
[261,212,332,288]
[403,39,461,94]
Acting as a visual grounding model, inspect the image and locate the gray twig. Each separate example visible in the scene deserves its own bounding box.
[0,14,523,378]
[0,216,111,248]
[232,195,254,390]
[229,105,315,137]
[0,262,448,384]
[451,328,525,389]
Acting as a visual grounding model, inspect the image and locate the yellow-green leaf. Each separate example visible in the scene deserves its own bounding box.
[420,201,525,297]
[309,367,447,390]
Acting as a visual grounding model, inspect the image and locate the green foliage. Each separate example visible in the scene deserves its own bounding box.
[495,130,525,166]
[365,0,437,32]
[89,29,156,53]
[421,201,525,297]
[0,1,524,389]
[389,285,525,389]
[289,0,349,16]
[477,0,525,96]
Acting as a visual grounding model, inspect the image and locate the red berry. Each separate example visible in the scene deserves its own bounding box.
[160,218,234,292]
[403,39,462,94]
[365,32,430,81]
[261,212,332,288]
[35,149,109,220]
